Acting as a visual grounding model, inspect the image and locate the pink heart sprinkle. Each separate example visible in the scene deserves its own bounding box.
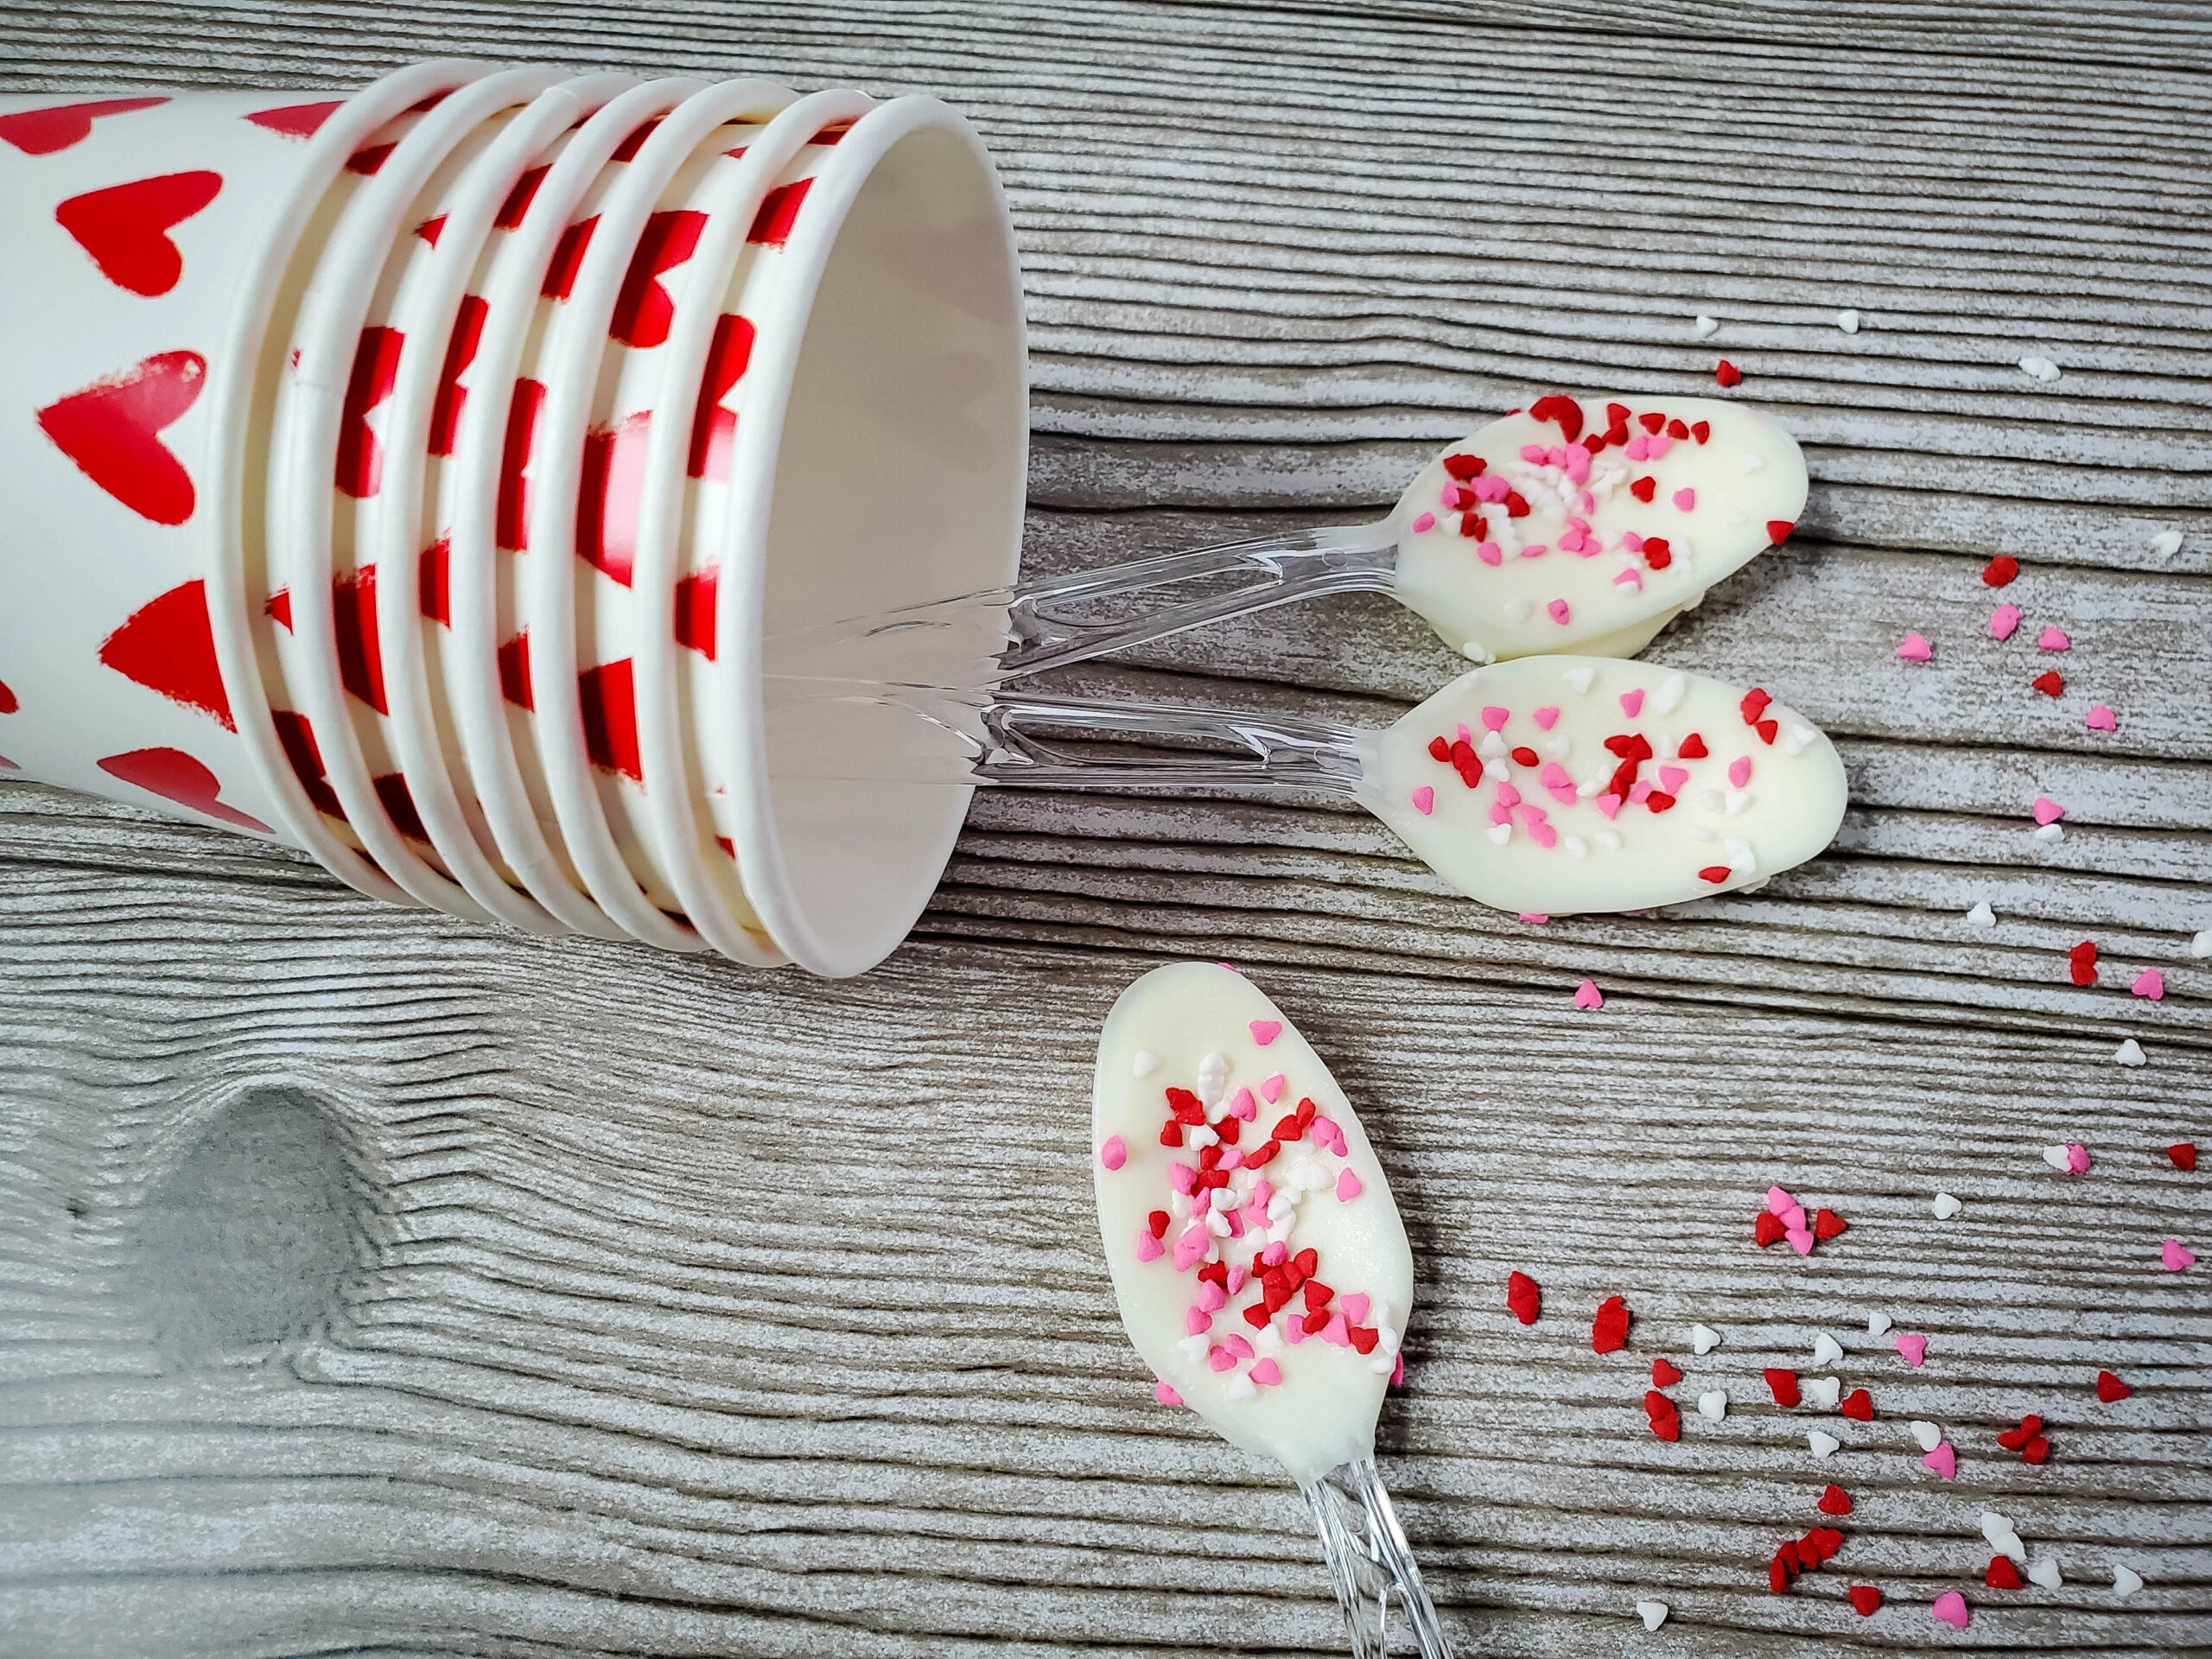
[1521,443,1548,463]
[1261,1074,1286,1104]
[1629,779,1653,805]
[2032,796,2065,825]
[1478,542,1503,565]
[1207,1346,1236,1372]
[1527,819,1559,849]
[2038,625,2070,651]
[1547,597,1571,623]
[1173,1226,1209,1271]
[2086,704,2117,731]
[2162,1237,2196,1271]
[1613,568,1643,590]
[1185,1306,1212,1335]
[1488,801,1514,826]
[1135,1230,1164,1262]
[1673,486,1696,511]
[1261,1241,1288,1267]
[1226,1265,1248,1294]
[1897,632,1933,662]
[1341,1293,1370,1325]
[1249,1020,1281,1046]
[1224,1334,1253,1361]
[1596,794,1622,820]
[1895,1331,1928,1367]
[1391,1351,1405,1386]
[1990,603,2023,640]
[1647,432,1674,458]
[1412,785,1435,816]
[1626,434,1650,461]
[1411,511,1436,533]
[1766,1185,1796,1216]
[1170,1164,1196,1196]
[1781,1204,1807,1233]
[1099,1135,1126,1171]
[1573,979,1604,1010]
[1519,912,1549,925]
[2133,968,2164,1000]
[2066,1142,2090,1174]
[1729,755,1752,787]
[1320,1312,1351,1347]
[1923,1441,1957,1479]
[1482,705,1510,731]
[1249,1358,1282,1387]
[1929,1591,1971,1630]
[1198,1281,1226,1313]
[1520,543,1549,559]
[1620,689,1645,716]
[1495,782,1522,808]
[1284,1317,1307,1345]
[1154,1379,1181,1405]
[1786,1227,1816,1255]
[1532,705,1560,730]
[1336,1168,1364,1202]
[1229,1087,1256,1121]
[1659,766,1688,792]
[1623,530,1645,553]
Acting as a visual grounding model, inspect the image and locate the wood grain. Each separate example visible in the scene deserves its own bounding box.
[3,2,2209,1654]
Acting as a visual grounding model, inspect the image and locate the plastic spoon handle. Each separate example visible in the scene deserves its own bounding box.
[1301,1460,1456,1657]
[766,521,1397,682]
[1344,1458,1455,1658]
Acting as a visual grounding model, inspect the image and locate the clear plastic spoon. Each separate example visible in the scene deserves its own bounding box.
[766,393,1807,685]
[766,653,1847,917]
[1092,960,1454,1658]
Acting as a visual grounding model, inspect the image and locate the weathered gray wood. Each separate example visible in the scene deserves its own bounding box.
[2,3,2209,1656]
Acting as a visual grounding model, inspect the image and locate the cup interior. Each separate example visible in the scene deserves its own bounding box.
[753,111,1027,976]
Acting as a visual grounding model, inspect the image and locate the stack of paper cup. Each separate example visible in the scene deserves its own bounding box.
[0,61,1029,975]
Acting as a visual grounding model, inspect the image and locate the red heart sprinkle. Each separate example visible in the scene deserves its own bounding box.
[1700,865,1734,885]
[1606,403,1630,426]
[1642,537,1672,569]
[1629,475,1656,502]
[1293,1247,1318,1278]
[1529,394,1586,442]
[2033,670,2064,696]
[1442,453,1485,480]
[1768,1557,1791,1595]
[1986,1555,2024,1590]
[1592,1294,1631,1354]
[1755,718,1778,744]
[1428,735,1451,762]
[2095,1370,2132,1402]
[1651,1357,1682,1386]
[1639,411,1665,434]
[1243,1139,1278,1168]
[2169,1143,2197,1171]
[1983,555,2019,586]
[1839,1389,1874,1421]
[1741,688,1772,722]
[1691,420,1711,443]
[1776,1539,1802,1573]
[1147,1211,1169,1238]
[1506,1270,1541,1325]
[1510,746,1540,768]
[1766,519,1795,544]
[1817,1484,1852,1516]
[1666,418,1689,440]
[1754,1211,1788,1250]
[1996,1414,2042,1450]
[1805,1526,1844,1565]
[1301,1308,1330,1334]
[1242,1304,1270,1329]
[1348,1325,1380,1355]
[1677,733,1707,758]
[1848,1586,1882,1617]
[1764,1368,1801,1407]
[1503,490,1531,518]
[1715,359,1743,387]
[1459,510,1487,539]
[2069,945,2097,986]
[1645,791,1676,813]
[1643,1389,1681,1440]
[2022,1434,2050,1464]
[1157,1122,1180,1147]
[1813,1207,1847,1240]
[54,170,222,296]
[1302,1280,1333,1312]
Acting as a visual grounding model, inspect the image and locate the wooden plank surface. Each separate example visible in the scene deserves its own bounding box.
[2,3,2209,1654]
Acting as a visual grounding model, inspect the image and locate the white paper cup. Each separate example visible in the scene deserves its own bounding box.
[517,78,797,951]
[356,70,639,937]
[437,76,709,938]
[720,97,1029,975]
[625,92,873,965]
[0,79,443,859]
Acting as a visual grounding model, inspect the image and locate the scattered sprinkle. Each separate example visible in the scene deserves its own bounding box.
[1986,1554,2024,1590]
[2150,529,2183,557]
[1817,1484,1852,1516]
[2169,1143,2197,1171]
[1693,314,1719,338]
[1592,1294,1631,1353]
[1895,1331,1928,1368]
[1099,1135,1127,1172]
[2032,795,2066,826]
[2086,703,2117,731]
[1635,1599,1669,1631]
[2033,670,2065,696]
[2019,354,2061,383]
[1983,1511,2024,1562]
[2037,625,2072,652]
[1411,785,1434,816]
[1249,1020,1281,1046]
[2161,1237,2195,1271]
[2195,930,2212,958]
[2034,823,2064,843]
[1998,1414,2050,1463]
[1411,512,1435,533]
[1573,979,1604,1010]
[1812,1331,1846,1368]
[1965,900,1996,928]
[1836,309,1860,334]
[1930,1591,1971,1630]
[2113,1565,2144,1596]
[2115,1039,2145,1067]
[1982,555,2018,586]
[1896,632,1933,662]
[1910,1421,1943,1452]
[1154,1379,1182,1406]
[1697,1389,1726,1421]
[1933,1192,1963,1219]
[2133,969,2164,1000]
[1991,603,2023,639]
[2026,1557,2063,1590]
[1764,1368,1800,1406]
[2069,940,2099,986]
[1923,1441,1958,1478]
[1866,1312,1892,1337]
[1849,1585,1882,1616]
[1689,1323,1720,1355]
[1335,1168,1363,1202]
[1506,1269,1541,1325]
[1644,1389,1681,1441]
[1517,912,1548,925]
[1808,1429,1840,1458]
[1715,359,1743,387]
[1651,1357,1682,1387]
[1132,1051,1160,1077]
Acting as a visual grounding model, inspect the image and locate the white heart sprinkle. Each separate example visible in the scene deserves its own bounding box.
[2025,1556,2063,1590]
[1739,451,1764,473]
[1812,1332,1846,1368]
[1478,730,1508,759]
[1689,1324,1720,1355]
[2115,1039,2146,1067]
[2033,822,2065,842]
[1652,671,1687,715]
[1866,1312,1892,1338]
[1132,1050,1160,1077]
[1636,1599,1669,1631]
[1460,639,1495,664]
[1933,1192,1963,1219]
[1697,1389,1727,1421]
[1697,787,1725,815]
[1837,308,1860,334]
[1694,314,1719,338]
[1782,725,1814,756]
[1803,1376,1841,1411]
[2042,1144,2074,1172]
[1503,598,1534,623]
[1808,1429,1840,1458]
[1565,666,1595,694]
[1223,1371,1255,1402]
[1563,836,1587,858]
[2113,1564,2143,1595]
[1725,836,1756,875]
[1964,899,1995,928]
[1544,734,1571,760]
[1911,1420,1943,1452]
[1982,1510,2025,1562]
[1594,830,1622,851]
[2019,353,2061,382]
[1725,789,1751,816]
[2151,529,2183,557]
[2192,929,2212,958]
[1487,823,1512,845]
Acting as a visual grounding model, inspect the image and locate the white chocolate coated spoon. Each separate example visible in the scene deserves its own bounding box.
[772,654,1847,917]
[1093,961,1452,1659]
[766,393,1806,683]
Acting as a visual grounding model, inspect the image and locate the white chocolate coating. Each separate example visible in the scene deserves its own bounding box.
[1092,963,1414,1486]
[1361,656,1846,915]
[1392,396,1807,663]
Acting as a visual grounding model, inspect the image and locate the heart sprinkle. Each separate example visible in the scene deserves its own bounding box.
[1715,359,1743,386]
[1929,1591,1971,1630]
[2171,1143,2197,1170]
[1764,1368,1801,1407]
[1755,1211,1787,1248]
[1814,1207,1847,1239]
[1154,1379,1182,1405]
[1991,602,2023,639]
[1933,1192,1963,1219]
[2032,795,2066,825]
[1896,632,1933,662]
[1817,1484,1852,1516]
[1651,1357,1682,1387]
[1910,1420,1942,1452]
[2025,1557,2063,1590]
[1922,1441,1958,1479]
[2113,1565,2144,1595]
[1506,1271,1541,1325]
[1573,979,1604,1010]
[2133,968,2164,1000]
[1248,1020,1281,1046]
[1697,1389,1726,1421]
[1986,1555,2024,1590]
[2116,1039,2145,1067]
[1848,1585,1882,1616]
[1812,1331,1846,1368]
[2086,703,2117,731]
[2037,625,2071,651]
[2095,1370,2132,1402]
[1644,1389,1681,1440]
[1099,1135,1127,1171]
[1635,1599,1669,1630]
[1983,555,2018,585]
[1982,1510,2025,1561]
[1807,1429,1840,1458]
[1839,1388,1874,1421]
[1866,1312,1892,1337]
[2032,669,2064,696]
[1592,1294,1631,1353]
[1689,1323,1720,1355]
[1894,1331,1928,1368]
[2161,1237,2195,1271]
